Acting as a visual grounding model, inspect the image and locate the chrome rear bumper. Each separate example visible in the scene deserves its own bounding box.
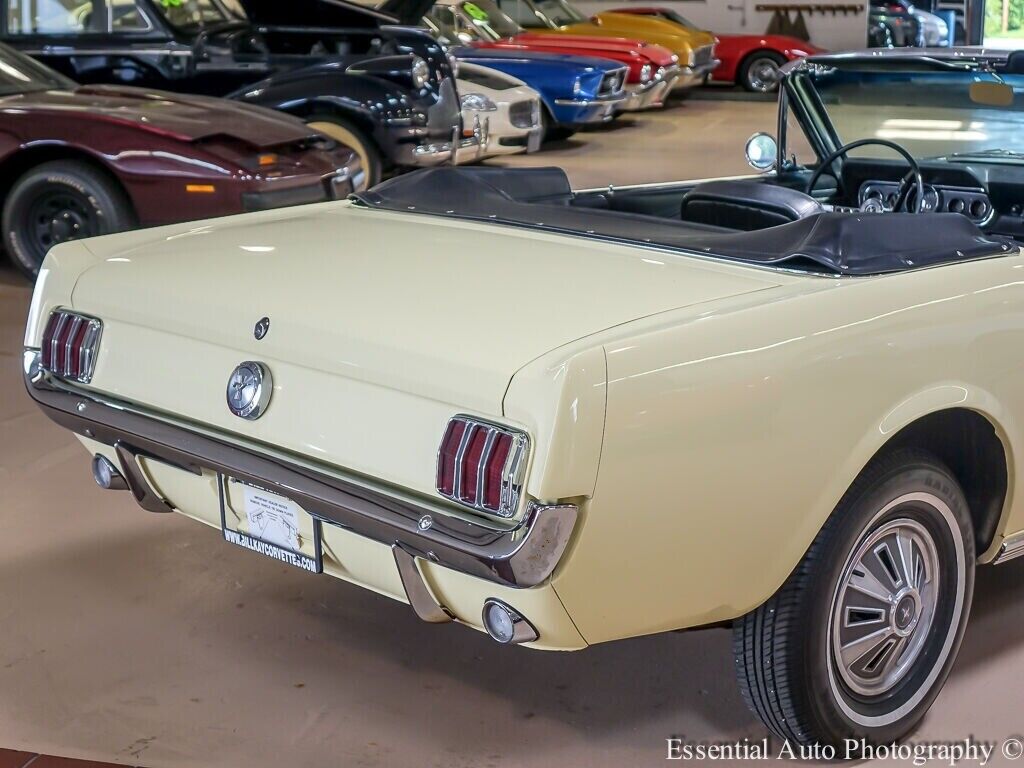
[24,361,577,593]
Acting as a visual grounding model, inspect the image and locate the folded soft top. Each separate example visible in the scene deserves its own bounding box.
[354,167,1014,276]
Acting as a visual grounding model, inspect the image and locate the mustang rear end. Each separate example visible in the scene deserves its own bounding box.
[22,198,775,650]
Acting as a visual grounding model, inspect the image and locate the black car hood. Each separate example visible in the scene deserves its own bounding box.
[239,0,399,27]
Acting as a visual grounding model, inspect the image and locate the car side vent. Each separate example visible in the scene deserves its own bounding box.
[436,416,529,518]
[40,310,103,384]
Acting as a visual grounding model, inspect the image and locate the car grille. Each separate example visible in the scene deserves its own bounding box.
[509,99,539,129]
[693,45,715,68]
[598,68,627,97]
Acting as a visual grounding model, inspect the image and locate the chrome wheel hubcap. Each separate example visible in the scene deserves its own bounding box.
[747,58,781,92]
[831,518,939,697]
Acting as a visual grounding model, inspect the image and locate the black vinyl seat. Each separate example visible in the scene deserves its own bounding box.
[680,179,824,231]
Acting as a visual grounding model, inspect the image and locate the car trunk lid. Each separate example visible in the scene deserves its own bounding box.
[66,201,779,498]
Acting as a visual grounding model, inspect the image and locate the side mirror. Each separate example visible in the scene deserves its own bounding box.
[745,132,778,171]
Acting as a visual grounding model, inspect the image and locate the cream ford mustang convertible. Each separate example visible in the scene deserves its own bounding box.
[23,49,1024,747]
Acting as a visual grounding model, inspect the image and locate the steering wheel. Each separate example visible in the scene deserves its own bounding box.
[805,138,925,213]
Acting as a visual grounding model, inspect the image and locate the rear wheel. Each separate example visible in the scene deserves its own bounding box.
[733,449,974,748]
[307,116,382,188]
[738,51,786,93]
[2,160,134,279]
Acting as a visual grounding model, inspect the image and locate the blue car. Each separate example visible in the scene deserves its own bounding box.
[450,47,628,140]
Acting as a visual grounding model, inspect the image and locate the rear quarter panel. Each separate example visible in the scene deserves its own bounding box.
[551,254,1024,645]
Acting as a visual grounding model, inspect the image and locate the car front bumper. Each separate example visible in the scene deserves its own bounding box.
[672,59,721,90]
[24,364,584,649]
[241,157,367,211]
[621,68,680,111]
[551,94,625,126]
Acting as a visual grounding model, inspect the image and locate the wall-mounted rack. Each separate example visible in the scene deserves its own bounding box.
[755,3,864,14]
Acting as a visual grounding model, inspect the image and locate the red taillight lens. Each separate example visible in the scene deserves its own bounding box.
[436,420,466,496]
[436,417,527,518]
[459,425,489,503]
[39,310,102,384]
[483,433,513,512]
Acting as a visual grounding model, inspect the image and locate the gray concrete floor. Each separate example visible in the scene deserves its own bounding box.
[2,100,1024,767]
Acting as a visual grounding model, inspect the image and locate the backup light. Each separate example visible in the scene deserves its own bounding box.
[482,599,538,644]
[436,416,528,518]
[40,309,103,384]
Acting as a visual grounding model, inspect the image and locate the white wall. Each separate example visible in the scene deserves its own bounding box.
[573,0,871,51]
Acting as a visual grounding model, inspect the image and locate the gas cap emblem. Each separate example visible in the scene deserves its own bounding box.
[227,361,273,420]
[254,316,270,341]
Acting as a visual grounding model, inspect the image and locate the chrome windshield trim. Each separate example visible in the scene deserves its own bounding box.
[25,364,577,588]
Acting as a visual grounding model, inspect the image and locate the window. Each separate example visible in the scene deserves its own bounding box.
[495,0,541,28]
[5,0,150,33]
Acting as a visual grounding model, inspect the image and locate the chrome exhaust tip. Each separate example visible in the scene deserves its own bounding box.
[92,454,128,491]
[482,599,538,645]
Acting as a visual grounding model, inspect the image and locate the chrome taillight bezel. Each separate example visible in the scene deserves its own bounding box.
[40,309,103,384]
[436,416,529,519]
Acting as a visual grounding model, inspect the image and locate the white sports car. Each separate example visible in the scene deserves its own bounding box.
[455,62,542,163]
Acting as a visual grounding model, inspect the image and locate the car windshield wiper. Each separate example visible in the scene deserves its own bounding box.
[936,149,1024,162]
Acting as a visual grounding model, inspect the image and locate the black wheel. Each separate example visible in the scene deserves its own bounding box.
[734,449,974,748]
[738,51,786,93]
[2,160,134,279]
[541,107,575,142]
[306,116,382,188]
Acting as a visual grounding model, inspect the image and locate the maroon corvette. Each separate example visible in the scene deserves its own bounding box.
[0,44,362,278]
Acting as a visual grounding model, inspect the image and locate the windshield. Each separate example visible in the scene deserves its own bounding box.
[797,67,1024,161]
[531,0,585,26]
[151,0,233,29]
[0,43,74,94]
[425,0,521,41]
[458,0,522,38]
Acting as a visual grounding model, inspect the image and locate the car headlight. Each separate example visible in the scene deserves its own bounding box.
[572,77,582,96]
[639,63,652,83]
[460,93,498,112]
[687,49,696,68]
[411,57,431,89]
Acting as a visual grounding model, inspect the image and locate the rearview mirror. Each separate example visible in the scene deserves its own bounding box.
[745,132,778,171]
[969,81,1014,107]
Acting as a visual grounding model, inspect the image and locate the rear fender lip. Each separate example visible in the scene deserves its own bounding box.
[24,358,578,589]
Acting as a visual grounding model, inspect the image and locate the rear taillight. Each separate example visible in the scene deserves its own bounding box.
[39,309,102,384]
[436,416,528,518]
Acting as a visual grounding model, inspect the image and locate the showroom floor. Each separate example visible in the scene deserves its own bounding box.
[2,99,1024,768]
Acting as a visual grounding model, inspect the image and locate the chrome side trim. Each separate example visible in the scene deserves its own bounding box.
[25,365,578,589]
[392,545,454,623]
[992,531,1024,564]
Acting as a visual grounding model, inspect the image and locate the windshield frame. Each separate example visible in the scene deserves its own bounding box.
[781,58,1024,172]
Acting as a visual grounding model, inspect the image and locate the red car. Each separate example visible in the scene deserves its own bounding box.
[609,6,824,92]
[0,44,361,278]
[426,0,680,110]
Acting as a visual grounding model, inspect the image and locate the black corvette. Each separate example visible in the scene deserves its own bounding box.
[0,0,469,185]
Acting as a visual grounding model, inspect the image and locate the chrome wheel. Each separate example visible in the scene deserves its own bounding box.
[745,56,782,93]
[830,517,940,698]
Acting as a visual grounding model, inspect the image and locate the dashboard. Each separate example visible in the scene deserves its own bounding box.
[857,180,995,225]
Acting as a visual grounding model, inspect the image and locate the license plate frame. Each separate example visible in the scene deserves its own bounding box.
[218,474,323,574]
